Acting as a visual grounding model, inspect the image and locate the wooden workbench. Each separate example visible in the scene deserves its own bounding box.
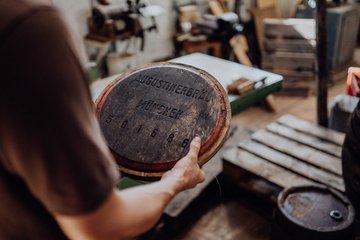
[171,53,283,114]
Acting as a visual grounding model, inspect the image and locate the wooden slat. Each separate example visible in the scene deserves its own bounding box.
[268,68,315,79]
[251,130,342,175]
[264,18,315,40]
[275,86,311,97]
[223,147,315,189]
[239,140,344,191]
[276,114,345,146]
[267,122,342,157]
[264,38,315,53]
[262,52,316,69]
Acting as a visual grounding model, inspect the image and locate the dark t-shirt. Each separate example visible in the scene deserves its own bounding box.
[342,101,360,215]
[0,1,119,239]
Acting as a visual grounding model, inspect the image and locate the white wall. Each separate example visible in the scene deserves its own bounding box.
[53,0,91,37]
[53,0,178,66]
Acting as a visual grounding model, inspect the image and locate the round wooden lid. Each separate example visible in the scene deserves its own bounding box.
[96,62,231,178]
[276,185,355,233]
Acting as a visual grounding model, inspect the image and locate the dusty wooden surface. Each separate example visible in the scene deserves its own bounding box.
[224,146,314,188]
[177,200,272,240]
[276,114,344,145]
[251,129,342,176]
[266,122,342,157]
[223,114,345,193]
[238,140,344,191]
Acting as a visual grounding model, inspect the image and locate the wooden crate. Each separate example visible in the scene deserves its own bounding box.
[264,38,315,53]
[222,114,345,202]
[262,52,316,70]
[262,18,317,96]
[264,18,315,40]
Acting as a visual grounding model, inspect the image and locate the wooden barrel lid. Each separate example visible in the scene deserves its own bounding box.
[273,185,355,239]
[96,62,231,178]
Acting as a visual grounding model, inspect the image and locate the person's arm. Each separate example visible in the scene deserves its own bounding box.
[55,137,205,240]
[1,6,203,239]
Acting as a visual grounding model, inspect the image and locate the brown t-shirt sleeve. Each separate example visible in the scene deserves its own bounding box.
[0,7,119,215]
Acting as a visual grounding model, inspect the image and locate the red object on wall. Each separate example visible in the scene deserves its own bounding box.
[346,67,360,97]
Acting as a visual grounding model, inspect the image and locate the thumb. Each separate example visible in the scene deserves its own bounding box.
[187,137,201,160]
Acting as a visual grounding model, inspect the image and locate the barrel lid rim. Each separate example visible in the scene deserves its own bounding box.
[95,62,232,178]
[277,184,355,232]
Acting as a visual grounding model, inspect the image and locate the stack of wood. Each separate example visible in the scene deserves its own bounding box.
[262,18,316,96]
[223,114,345,200]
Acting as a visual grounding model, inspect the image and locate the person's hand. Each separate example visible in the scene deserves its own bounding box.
[161,137,205,194]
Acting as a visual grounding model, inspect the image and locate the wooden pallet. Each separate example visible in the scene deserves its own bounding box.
[264,38,315,53]
[262,52,316,70]
[222,114,345,198]
[264,18,315,40]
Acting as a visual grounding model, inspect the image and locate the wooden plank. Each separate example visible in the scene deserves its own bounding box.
[281,80,314,89]
[223,147,315,189]
[178,199,272,240]
[264,18,315,40]
[264,38,315,53]
[275,86,311,97]
[267,122,342,157]
[251,130,342,175]
[276,114,345,146]
[268,68,315,79]
[262,52,316,70]
[238,140,345,191]
[282,75,315,83]
[263,64,314,72]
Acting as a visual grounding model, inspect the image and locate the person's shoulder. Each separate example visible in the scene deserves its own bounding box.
[0,0,57,36]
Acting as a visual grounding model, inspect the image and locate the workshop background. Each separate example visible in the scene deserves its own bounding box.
[52,0,360,239]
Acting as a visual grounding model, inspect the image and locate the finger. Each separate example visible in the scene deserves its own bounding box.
[198,169,206,183]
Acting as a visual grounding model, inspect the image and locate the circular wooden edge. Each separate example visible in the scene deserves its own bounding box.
[277,184,355,232]
[96,62,232,177]
[118,166,164,178]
